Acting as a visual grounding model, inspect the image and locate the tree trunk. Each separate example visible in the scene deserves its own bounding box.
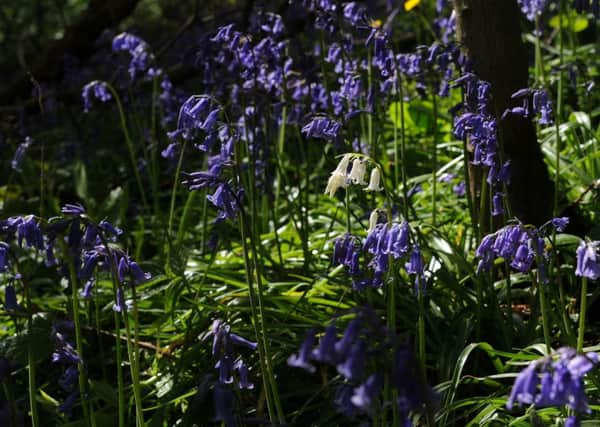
[452,0,555,227]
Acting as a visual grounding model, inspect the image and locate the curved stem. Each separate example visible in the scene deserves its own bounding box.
[105,84,148,210]
[23,279,39,427]
[577,277,588,352]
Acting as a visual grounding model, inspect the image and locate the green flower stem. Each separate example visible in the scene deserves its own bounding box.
[166,139,188,268]
[577,277,588,352]
[538,279,552,354]
[121,298,144,427]
[431,92,438,227]
[62,244,93,426]
[398,77,410,221]
[113,302,125,427]
[237,208,276,422]
[105,84,148,211]
[417,285,426,373]
[23,278,39,427]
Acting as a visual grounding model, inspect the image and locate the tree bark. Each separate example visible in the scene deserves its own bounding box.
[452,0,555,227]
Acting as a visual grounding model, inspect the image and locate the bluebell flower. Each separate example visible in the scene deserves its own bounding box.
[0,242,9,272]
[16,215,44,251]
[351,374,382,414]
[288,329,317,373]
[112,288,125,313]
[112,32,154,79]
[334,384,359,418]
[11,136,33,172]
[517,0,551,21]
[453,181,466,196]
[492,192,505,216]
[565,416,580,427]
[507,363,539,409]
[58,391,79,418]
[233,359,254,390]
[343,2,368,25]
[80,279,94,299]
[82,81,111,113]
[337,339,366,381]
[4,284,19,310]
[575,241,600,280]
[313,325,338,364]
[551,217,570,232]
[302,116,341,142]
[58,365,79,392]
[508,348,599,414]
[213,384,236,427]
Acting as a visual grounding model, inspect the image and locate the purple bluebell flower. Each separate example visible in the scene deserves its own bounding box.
[233,359,254,390]
[207,320,257,390]
[551,217,570,232]
[16,216,44,250]
[453,181,466,196]
[112,288,125,312]
[492,192,505,216]
[507,363,539,409]
[82,81,111,113]
[288,329,317,373]
[58,365,79,392]
[213,384,236,427]
[575,241,600,280]
[11,136,33,172]
[302,117,341,142]
[4,285,19,310]
[507,348,599,414]
[58,391,79,418]
[334,384,359,418]
[351,374,382,414]
[313,325,338,364]
[343,2,367,25]
[61,203,85,216]
[112,33,154,79]
[337,339,367,381]
[80,279,94,299]
[517,0,551,21]
[0,242,9,272]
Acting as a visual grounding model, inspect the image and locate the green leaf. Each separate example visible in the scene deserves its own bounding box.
[549,12,589,33]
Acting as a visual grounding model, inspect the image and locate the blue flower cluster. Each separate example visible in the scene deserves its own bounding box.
[333,218,426,292]
[51,320,82,417]
[453,73,511,216]
[1,204,149,313]
[516,0,551,21]
[503,87,553,126]
[507,347,598,421]
[206,320,257,426]
[288,309,436,424]
[475,218,568,280]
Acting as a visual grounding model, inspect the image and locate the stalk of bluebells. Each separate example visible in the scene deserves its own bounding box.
[475,217,569,281]
[507,347,598,422]
[288,308,437,424]
[112,33,155,80]
[51,320,82,417]
[502,88,553,126]
[517,0,551,21]
[453,73,511,216]
[205,320,257,426]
